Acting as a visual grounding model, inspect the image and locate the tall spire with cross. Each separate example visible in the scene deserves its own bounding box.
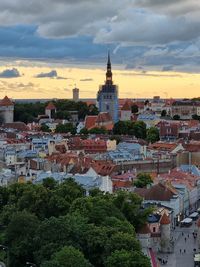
[106,51,112,85]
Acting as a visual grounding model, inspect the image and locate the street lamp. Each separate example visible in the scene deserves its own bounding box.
[0,245,8,267]
[26,262,37,267]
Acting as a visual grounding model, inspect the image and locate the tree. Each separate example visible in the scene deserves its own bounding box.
[113,121,130,135]
[105,249,151,267]
[161,110,167,117]
[134,173,153,188]
[113,191,151,231]
[80,128,89,135]
[146,127,160,143]
[110,135,122,145]
[173,114,180,120]
[192,114,200,120]
[5,211,39,267]
[42,177,57,190]
[89,127,107,134]
[133,121,146,139]
[54,110,71,120]
[0,179,152,267]
[113,121,146,138]
[55,123,76,134]
[88,104,99,115]
[41,246,93,267]
[105,232,141,255]
[41,124,51,132]
[131,104,138,114]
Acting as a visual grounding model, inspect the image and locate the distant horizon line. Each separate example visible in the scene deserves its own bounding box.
[12,97,190,103]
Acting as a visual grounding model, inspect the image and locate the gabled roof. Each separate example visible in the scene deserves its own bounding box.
[148,142,178,152]
[46,102,56,110]
[121,100,132,111]
[135,182,178,202]
[3,122,29,131]
[0,96,13,106]
[160,212,170,225]
[85,116,97,130]
[96,112,112,123]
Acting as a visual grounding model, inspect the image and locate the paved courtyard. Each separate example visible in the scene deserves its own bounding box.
[157,221,198,267]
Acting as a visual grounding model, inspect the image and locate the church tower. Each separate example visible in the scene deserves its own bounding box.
[97,52,119,122]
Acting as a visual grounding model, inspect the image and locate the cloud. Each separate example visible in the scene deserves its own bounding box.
[119,71,182,78]
[162,66,173,71]
[35,70,58,78]
[0,81,40,92]
[0,68,21,78]
[35,69,67,79]
[0,1,199,73]
[80,78,93,82]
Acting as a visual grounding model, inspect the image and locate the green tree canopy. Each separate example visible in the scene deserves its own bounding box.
[173,114,180,120]
[131,104,139,114]
[134,173,153,188]
[192,114,200,120]
[161,110,167,117]
[55,123,76,134]
[105,249,151,267]
[146,127,160,143]
[0,179,151,267]
[6,211,39,266]
[88,127,107,134]
[40,124,51,132]
[41,246,93,267]
[113,121,146,138]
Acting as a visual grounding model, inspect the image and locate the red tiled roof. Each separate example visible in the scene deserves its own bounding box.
[112,180,132,189]
[121,100,132,111]
[103,123,114,131]
[96,112,112,123]
[92,160,116,176]
[3,122,29,131]
[135,183,177,201]
[160,213,170,225]
[148,142,178,152]
[183,143,200,152]
[85,116,97,130]
[0,96,13,106]
[46,102,56,110]
[159,168,199,190]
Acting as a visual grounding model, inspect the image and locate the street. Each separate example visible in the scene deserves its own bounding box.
[157,221,198,267]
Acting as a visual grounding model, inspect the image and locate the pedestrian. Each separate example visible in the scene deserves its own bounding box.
[184,249,186,253]
[182,232,184,236]
[188,234,189,238]
[180,249,181,253]
[185,237,187,242]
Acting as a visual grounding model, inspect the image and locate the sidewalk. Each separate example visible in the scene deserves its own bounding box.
[156,222,198,267]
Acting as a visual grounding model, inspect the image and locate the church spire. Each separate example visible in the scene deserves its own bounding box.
[106,51,112,85]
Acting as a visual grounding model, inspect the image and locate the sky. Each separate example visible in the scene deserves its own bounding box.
[0,0,200,99]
